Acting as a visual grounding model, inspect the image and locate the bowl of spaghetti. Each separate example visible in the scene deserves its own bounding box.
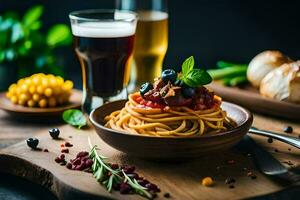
[90,57,253,159]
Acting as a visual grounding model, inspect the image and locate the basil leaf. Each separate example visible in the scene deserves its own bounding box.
[183,69,212,87]
[46,24,72,47]
[22,5,43,27]
[62,109,87,129]
[182,56,194,76]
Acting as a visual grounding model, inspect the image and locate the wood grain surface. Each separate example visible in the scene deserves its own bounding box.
[208,82,300,120]
[0,110,299,200]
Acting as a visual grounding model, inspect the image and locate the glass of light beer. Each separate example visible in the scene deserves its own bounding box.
[116,0,168,90]
[69,10,137,113]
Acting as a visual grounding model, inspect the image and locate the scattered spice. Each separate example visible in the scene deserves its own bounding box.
[60,144,65,148]
[229,185,235,189]
[251,175,257,179]
[225,177,235,184]
[43,149,49,152]
[61,148,69,153]
[164,192,171,198]
[65,142,73,147]
[288,148,291,151]
[283,126,293,133]
[202,177,214,187]
[69,136,73,138]
[54,154,66,164]
[274,148,279,153]
[267,137,273,143]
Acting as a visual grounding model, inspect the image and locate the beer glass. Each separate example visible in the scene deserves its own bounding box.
[116,0,168,91]
[69,10,137,113]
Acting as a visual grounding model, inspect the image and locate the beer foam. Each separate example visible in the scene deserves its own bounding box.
[138,11,168,21]
[71,22,136,38]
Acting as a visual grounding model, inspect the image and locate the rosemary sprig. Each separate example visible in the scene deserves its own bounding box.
[88,138,153,199]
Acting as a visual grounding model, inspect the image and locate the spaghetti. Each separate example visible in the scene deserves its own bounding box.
[104,92,233,137]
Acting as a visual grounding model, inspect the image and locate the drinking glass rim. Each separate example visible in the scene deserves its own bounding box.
[69,9,137,22]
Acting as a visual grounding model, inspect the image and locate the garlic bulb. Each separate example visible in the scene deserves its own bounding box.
[247,50,291,88]
[260,61,300,103]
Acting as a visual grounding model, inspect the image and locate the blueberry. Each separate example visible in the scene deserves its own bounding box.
[49,128,60,139]
[26,138,39,149]
[161,69,177,84]
[283,126,293,133]
[182,87,196,98]
[140,82,153,97]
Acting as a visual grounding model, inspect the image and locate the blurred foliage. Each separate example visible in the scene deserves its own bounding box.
[0,5,72,78]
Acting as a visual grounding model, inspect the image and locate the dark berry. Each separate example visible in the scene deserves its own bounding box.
[229,185,235,189]
[164,193,171,198]
[120,182,132,194]
[283,126,293,133]
[66,163,72,169]
[267,137,273,143]
[26,138,39,149]
[85,159,94,168]
[61,148,69,153]
[182,87,196,98]
[49,128,60,139]
[123,165,135,174]
[65,142,73,147]
[76,151,89,158]
[161,69,177,84]
[110,163,119,169]
[55,157,61,163]
[140,82,153,97]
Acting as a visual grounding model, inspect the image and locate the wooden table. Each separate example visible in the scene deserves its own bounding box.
[0,109,300,200]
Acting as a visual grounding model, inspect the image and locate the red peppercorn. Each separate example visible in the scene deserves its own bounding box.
[61,144,64,147]
[65,142,73,147]
[66,163,72,169]
[61,149,69,153]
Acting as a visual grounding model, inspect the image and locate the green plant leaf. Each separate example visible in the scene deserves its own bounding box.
[0,18,14,31]
[183,68,212,87]
[5,49,16,61]
[22,5,43,27]
[46,24,72,47]
[0,51,5,63]
[11,22,24,43]
[30,21,42,30]
[182,56,194,75]
[62,109,87,129]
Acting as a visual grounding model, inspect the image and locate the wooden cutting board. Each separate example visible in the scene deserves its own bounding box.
[208,82,300,120]
[0,119,299,200]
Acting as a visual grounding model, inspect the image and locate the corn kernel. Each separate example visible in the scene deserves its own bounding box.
[202,177,214,187]
[38,99,47,108]
[27,100,35,107]
[29,85,36,94]
[10,96,18,104]
[19,93,29,101]
[36,85,45,94]
[44,88,53,97]
[18,99,26,106]
[32,94,40,102]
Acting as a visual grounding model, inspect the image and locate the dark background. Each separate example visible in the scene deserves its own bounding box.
[2,0,300,87]
[1,1,300,199]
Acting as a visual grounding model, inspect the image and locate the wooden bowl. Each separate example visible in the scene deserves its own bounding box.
[0,89,82,118]
[90,100,253,159]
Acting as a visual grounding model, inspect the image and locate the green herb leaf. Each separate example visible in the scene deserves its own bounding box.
[46,24,72,47]
[22,5,43,27]
[62,109,87,129]
[182,56,194,75]
[183,69,212,87]
[11,22,24,43]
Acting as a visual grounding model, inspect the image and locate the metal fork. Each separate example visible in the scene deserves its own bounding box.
[249,127,300,149]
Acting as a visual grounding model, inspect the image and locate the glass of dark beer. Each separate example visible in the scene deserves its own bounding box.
[69,10,137,113]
